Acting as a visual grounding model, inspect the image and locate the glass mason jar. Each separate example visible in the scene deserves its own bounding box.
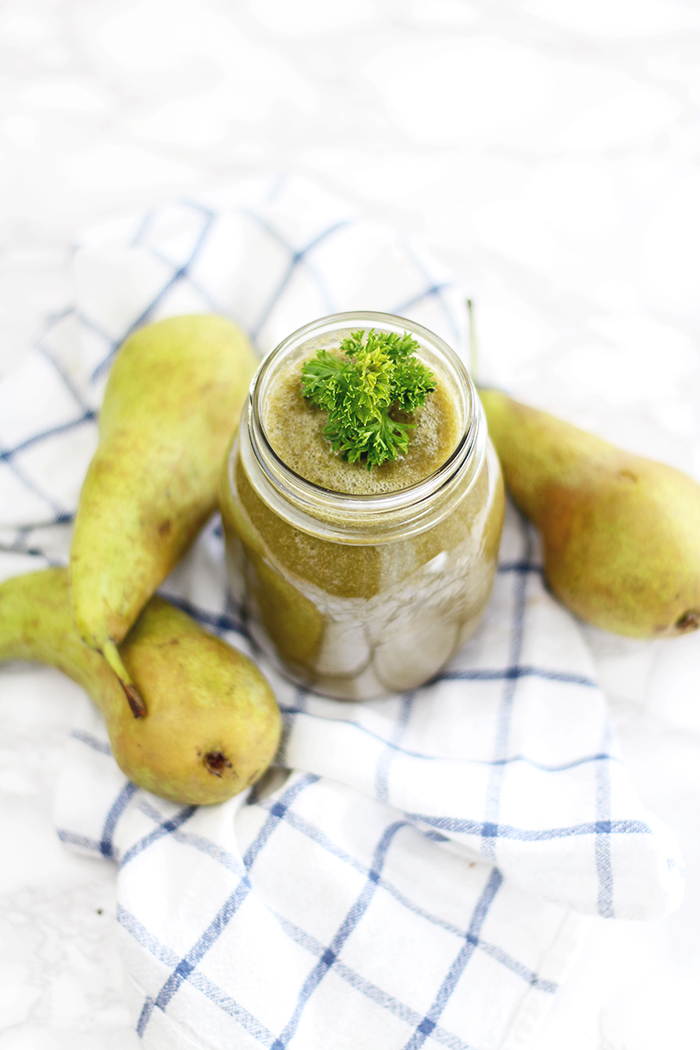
[220,311,505,701]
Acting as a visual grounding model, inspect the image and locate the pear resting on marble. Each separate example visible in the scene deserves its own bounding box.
[0,568,281,805]
[70,314,258,714]
[479,388,700,638]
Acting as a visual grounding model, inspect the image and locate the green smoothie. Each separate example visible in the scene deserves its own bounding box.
[220,313,504,700]
[264,350,461,494]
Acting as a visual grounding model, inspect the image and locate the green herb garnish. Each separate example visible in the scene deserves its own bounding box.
[300,328,436,470]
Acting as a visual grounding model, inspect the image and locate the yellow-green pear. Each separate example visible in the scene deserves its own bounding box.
[70,314,258,712]
[479,388,700,638]
[0,567,281,805]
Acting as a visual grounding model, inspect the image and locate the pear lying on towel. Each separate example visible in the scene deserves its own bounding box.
[479,388,700,638]
[0,567,281,805]
[70,314,258,714]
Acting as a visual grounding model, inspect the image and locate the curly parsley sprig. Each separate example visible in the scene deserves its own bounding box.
[300,329,436,469]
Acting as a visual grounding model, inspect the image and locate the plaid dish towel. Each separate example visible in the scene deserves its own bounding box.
[0,174,684,1050]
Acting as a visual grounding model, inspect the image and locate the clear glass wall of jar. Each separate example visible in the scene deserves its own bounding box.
[220,312,505,701]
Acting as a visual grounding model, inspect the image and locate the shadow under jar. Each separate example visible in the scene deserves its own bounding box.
[220,311,505,701]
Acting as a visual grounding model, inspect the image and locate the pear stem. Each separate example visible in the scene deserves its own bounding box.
[466,298,480,385]
[102,639,146,718]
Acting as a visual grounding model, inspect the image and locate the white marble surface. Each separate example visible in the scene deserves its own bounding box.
[2,1,700,1047]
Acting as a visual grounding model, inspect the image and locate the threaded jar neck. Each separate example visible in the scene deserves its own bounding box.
[234,311,485,544]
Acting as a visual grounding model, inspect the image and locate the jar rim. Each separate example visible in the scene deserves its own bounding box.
[247,310,480,522]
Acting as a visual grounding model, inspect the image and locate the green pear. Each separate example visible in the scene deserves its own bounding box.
[0,567,281,805]
[479,388,700,638]
[70,314,258,712]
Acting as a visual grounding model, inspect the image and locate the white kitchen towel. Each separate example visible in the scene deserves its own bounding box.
[0,173,684,1050]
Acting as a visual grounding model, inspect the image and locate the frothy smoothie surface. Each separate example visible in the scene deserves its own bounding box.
[263,351,463,494]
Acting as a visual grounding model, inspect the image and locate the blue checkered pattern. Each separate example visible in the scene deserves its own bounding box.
[1,174,684,1049]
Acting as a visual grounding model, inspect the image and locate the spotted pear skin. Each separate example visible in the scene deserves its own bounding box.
[480,388,700,637]
[0,567,281,805]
